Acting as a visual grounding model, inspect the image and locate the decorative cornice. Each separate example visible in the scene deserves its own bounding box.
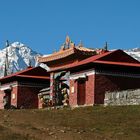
[39,48,75,62]
[39,47,95,63]
[70,69,95,80]
[96,70,140,78]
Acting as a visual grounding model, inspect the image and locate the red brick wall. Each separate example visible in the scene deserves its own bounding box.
[11,86,18,107]
[0,81,48,109]
[69,74,95,107]
[69,79,78,106]
[85,75,95,105]
[0,82,18,109]
[95,74,140,104]
[17,86,42,109]
[38,97,43,109]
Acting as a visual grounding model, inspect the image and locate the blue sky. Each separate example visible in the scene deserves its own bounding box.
[0,0,140,54]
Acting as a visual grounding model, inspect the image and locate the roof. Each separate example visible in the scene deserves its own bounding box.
[16,75,50,80]
[38,35,96,63]
[49,50,114,72]
[49,49,140,72]
[0,66,50,82]
[39,46,96,63]
[94,60,140,67]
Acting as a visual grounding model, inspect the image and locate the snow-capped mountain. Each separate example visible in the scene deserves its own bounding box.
[125,48,140,62]
[0,42,42,77]
[0,41,140,78]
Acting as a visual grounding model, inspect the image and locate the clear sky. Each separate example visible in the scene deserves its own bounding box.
[0,0,140,54]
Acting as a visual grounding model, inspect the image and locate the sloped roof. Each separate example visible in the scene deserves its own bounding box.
[39,46,96,63]
[94,60,140,67]
[49,50,114,71]
[0,66,50,82]
[49,49,140,72]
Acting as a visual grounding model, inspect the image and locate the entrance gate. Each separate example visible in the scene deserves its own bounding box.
[77,80,86,105]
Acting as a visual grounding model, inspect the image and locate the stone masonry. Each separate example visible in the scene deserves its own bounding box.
[104,89,140,106]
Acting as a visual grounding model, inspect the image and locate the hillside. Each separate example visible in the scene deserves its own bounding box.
[0,106,140,140]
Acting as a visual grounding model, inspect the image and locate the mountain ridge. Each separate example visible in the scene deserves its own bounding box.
[0,42,42,77]
[0,42,140,77]
[124,47,140,62]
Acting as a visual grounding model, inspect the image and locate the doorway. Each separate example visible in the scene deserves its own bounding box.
[77,79,86,105]
[4,90,11,109]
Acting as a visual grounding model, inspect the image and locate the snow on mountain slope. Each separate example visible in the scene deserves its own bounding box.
[125,48,140,62]
[0,42,42,77]
[0,41,140,78]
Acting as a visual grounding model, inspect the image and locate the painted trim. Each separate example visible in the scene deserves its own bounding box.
[0,82,17,91]
[0,81,48,90]
[18,82,48,88]
[96,70,140,78]
[0,85,12,91]
[70,69,95,80]
[18,85,47,88]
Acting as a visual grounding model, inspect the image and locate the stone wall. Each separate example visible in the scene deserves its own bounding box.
[94,74,140,104]
[104,89,140,106]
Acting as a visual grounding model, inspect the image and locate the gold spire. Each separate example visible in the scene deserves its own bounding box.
[65,35,70,45]
[78,40,83,47]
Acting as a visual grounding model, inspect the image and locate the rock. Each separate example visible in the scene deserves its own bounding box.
[49,132,55,135]
[40,127,46,131]
[80,130,85,133]
[60,130,66,133]
[4,115,9,118]
[90,128,96,131]
[46,128,50,131]
[105,89,140,106]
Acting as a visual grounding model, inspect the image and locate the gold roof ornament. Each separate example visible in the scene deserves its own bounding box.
[65,35,70,46]
[39,36,96,63]
[78,40,83,48]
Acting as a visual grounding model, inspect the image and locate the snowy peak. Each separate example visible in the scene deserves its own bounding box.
[0,41,140,78]
[127,47,140,52]
[10,42,24,48]
[0,42,42,77]
[125,47,140,62]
